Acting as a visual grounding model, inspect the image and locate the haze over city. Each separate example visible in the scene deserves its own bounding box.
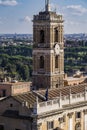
[0,0,87,34]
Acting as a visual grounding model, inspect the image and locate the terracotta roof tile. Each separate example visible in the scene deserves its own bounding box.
[13,83,87,107]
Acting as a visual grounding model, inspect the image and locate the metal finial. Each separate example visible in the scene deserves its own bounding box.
[45,0,50,12]
[47,0,49,5]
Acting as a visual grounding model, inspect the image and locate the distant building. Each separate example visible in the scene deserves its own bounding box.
[64,71,87,86]
[0,81,31,97]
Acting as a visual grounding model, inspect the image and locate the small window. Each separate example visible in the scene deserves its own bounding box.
[0,125,4,130]
[47,121,54,130]
[40,56,44,69]
[76,112,81,118]
[55,56,58,68]
[40,30,44,43]
[2,89,6,97]
[15,129,21,130]
[56,84,58,88]
[10,103,13,107]
[54,28,58,42]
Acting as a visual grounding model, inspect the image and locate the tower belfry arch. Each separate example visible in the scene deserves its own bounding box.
[33,0,64,90]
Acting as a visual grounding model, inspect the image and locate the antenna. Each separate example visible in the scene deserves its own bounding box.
[45,0,51,12]
[54,6,57,12]
[45,0,46,10]
[47,0,49,5]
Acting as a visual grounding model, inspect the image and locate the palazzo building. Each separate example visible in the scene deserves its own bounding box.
[0,83,87,130]
[32,0,64,89]
[0,1,87,130]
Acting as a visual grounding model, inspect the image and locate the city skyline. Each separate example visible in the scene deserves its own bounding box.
[0,0,87,34]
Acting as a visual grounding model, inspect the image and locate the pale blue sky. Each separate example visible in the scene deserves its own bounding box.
[0,0,87,34]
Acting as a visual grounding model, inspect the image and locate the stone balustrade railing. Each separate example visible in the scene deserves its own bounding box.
[33,90,87,114]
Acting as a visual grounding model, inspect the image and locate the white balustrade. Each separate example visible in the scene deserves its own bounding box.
[33,90,87,115]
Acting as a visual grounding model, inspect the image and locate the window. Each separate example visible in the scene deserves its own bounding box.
[56,84,58,88]
[76,112,81,118]
[40,56,44,69]
[54,28,58,42]
[75,123,81,130]
[47,121,54,130]
[58,116,65,123]
[0,125,4,130]
[40,30,44,43]
[55,56,58,68]
[2,89,6,97]
[15,129,21,130]
[10,103,13,107]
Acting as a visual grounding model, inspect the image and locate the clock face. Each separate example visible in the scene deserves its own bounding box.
[54,44,60,55]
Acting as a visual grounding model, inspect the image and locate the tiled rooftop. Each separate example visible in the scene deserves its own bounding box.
[37,83,87,99]
[12,83,87,107]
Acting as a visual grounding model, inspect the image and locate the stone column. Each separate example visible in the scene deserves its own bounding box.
[84,87,87,101]
[69,88,72,104]
[67,112,73,130]
[81,110,84,130]
[59,91,62,108]
[83,109,87,130]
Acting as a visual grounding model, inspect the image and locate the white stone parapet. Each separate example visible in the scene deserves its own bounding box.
[33,90,87,115]
[33,98,60,114]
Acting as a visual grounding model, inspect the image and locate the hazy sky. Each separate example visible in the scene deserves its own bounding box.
[0,0,87,34]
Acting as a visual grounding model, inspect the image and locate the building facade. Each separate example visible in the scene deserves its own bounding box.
[64,72,87,86]
[0,84,87,130]
[32,0,64,89]
[0,1,87,130]
[0,82,31,97]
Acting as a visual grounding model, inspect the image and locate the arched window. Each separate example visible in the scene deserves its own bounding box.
[75,123,81,130]
[40,56,44,68]
[40,30,44,43]
[55,56,58,68]
[54,28,58,42]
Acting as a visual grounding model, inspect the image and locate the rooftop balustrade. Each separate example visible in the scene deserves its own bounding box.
[33,88,87,115]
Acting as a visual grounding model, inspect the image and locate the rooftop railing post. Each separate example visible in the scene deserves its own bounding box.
[84,87,87,101]
[69,88,72,104]
[59,91,62,108]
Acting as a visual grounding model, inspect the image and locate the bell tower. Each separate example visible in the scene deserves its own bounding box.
[32,0,64,90]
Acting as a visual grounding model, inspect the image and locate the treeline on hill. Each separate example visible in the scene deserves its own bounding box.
[0,40,87,81]
[0,45,32,81]
[64,40,87,75]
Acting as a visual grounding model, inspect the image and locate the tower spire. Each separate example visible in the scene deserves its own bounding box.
[45,0,50,12]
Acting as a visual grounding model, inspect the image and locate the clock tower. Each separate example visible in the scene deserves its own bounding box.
[32,0,64,90]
